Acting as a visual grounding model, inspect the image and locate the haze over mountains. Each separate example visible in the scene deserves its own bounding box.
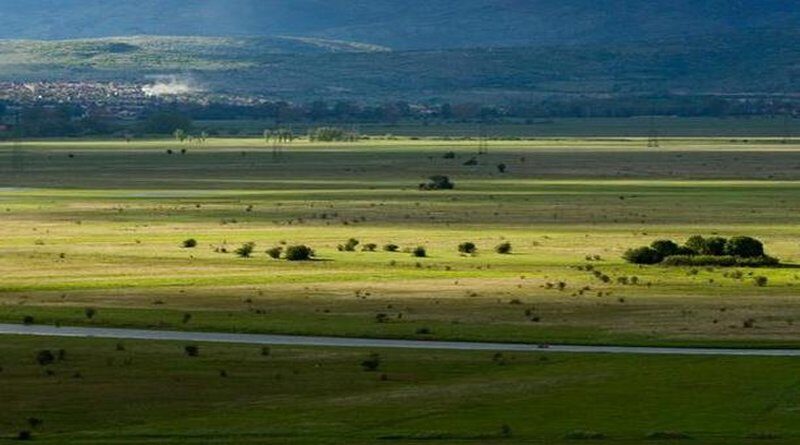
[1,0,798,50]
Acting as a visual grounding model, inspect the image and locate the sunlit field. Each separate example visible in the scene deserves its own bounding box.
[2,137,800,347]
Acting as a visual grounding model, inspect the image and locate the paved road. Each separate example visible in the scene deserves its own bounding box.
[1,323,799,357]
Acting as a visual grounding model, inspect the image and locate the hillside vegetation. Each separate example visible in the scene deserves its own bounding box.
[0,30,797,102]
[0,0,797,50]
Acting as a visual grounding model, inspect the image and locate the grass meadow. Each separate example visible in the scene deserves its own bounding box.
[2,136,800,442]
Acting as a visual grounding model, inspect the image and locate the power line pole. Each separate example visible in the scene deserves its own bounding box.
[647,105,660,148]
[11,110,23,174]
[477,122,489,155]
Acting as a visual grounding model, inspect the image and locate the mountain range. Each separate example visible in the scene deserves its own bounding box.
[0,1,798,104]
[1,0,798,50]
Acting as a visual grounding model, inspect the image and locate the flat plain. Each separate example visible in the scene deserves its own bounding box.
[2,135,800,442]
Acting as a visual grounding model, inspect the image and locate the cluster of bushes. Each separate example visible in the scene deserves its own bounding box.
[419,175,454,191]
[624,236,778,267]
[458,241,513,255]
[267,245,314,261]
[186,237,513,261]
[338,238,377,252]
[308,126,359,142]
[183,239,314,261]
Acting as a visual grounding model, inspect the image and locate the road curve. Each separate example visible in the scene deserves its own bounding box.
[1,323,799,357]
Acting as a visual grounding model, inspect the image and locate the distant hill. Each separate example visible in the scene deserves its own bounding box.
[0,30,797,103]
[0,0,798,50]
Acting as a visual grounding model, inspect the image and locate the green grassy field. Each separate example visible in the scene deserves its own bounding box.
[1,137,800,347]
[3,136,800,443]
[3,335,800,444]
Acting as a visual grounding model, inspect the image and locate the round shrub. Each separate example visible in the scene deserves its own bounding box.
[623,247,663,265]
[495,242,512,254]
[704,237,728,256]
[458,242,477,255]
[36,350,55,366]
[685,235,728,255]
[235,242,256,258]
[339,238,360,252]
[266,246,283,259]
[725,236,765,258]
[383,244,400,252]
[650,239,680,257]
[285,245,314,261]
[182,238,198,248]
[412,246,427,258]
[685,235,708,254]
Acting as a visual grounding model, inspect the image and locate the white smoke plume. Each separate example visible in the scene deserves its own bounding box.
[142,75,201,97]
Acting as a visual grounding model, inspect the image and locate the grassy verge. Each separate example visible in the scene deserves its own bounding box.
[1,336,800,444]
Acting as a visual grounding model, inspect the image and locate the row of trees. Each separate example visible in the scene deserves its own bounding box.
[168,96,800,122]
[6,95,796,138]
[624,236,779,267]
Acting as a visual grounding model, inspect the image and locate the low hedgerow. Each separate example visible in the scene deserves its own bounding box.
[661,255,779,267]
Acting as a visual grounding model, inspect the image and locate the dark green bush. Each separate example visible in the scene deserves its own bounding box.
[361,353,381,372]
[623,247,663,265]
[651,239,680,257]
[362,243,378,252]
[285,245,314,261]
[685,235,731,256]
[182,238,198,248]
[495,242,512,254]
[627,236,776,267]
[704,236,728,255]
[235,242,256,258]
[412,246,427,258]
[339,238,360,252]
[266,246,283,259]
[419,175,454,191]
[383,244,400,252]
[184,345,199,357]
[458,242,477,255]
[725,236,765,258]
[36,350,55,366]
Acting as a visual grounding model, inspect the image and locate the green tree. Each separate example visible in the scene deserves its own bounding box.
[173,129,187,143]
[725,236,765,258]
[623,247,663,265]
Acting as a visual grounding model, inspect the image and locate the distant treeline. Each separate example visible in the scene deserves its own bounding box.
[168,95,797,122]
[1,95,797,138]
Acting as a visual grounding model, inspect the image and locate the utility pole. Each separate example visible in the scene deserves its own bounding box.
[11,110,23,174]
[647,103,660,148]
[477,122,489,155]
